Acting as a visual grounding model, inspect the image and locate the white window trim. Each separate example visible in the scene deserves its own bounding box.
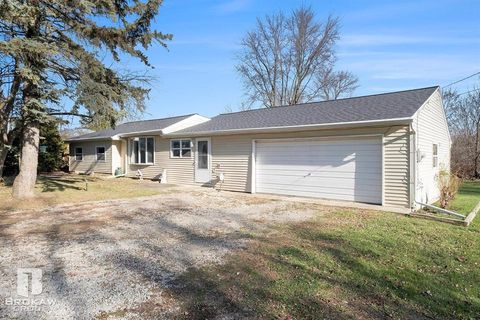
[130,136,155,165]
[170,139,193,158]
[433,143,438,168]
[96,146,106,162]
[74,147,83,161]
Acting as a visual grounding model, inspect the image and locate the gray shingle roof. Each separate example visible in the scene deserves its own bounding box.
[66,114,195,141]
[173,86,438,134]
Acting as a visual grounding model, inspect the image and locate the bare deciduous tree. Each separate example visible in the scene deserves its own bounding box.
[443,87,480,178]
[316,68,359,100]
[236,7,358,108]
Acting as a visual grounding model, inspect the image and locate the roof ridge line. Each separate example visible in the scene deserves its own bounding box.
[218,86,440,116]
[120,113,197,125]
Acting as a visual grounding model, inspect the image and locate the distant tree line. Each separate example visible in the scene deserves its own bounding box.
[443,85,480,179]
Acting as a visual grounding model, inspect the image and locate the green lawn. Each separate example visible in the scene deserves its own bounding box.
[0,174,168,212]
[447,181,480,215]
[171,182,480,319]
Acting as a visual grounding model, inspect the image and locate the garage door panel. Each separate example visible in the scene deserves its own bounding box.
[257,153,380,166]
[257,145,381,155]
[255,137,382,204]
[258,164,382,175]
[256,175,382,189]
[257,145,381,154]
[257,186,381,203]
[257,172,381,181]
[256,169,382,180]
[258,138,380,146]
[258,180,382,194]
[257,157,381,166]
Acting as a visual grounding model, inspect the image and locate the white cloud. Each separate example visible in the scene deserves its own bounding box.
[213,0,251,14]
[155,62,234,73]
[345,54,478,81]
[340,34,480,47]
[172,36,240,50]
[343,0,453,21]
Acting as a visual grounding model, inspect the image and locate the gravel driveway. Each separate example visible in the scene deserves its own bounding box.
[0,186,325,319]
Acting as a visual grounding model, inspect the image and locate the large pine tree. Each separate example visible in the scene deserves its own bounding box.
[0,0,171,198]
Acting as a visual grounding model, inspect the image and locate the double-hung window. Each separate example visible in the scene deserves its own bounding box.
[432,144,438,168]
[130,137,154,164]
[170,140,192,158]
[96,146,106,162]
[75,147,83,161]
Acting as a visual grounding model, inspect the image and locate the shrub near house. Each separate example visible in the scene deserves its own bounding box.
[2,121,65,177]
[38,121,67,173]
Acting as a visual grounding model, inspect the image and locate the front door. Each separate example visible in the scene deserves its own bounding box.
[195,138,211,183]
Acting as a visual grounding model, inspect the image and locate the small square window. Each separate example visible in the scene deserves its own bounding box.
[171,139,192,158]
[75,147,83,161]
[96,146,106,161]
[433,144,438,168]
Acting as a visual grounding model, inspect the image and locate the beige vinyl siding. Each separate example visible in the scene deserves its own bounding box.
[126,136,195,184]
[122,125,411,208]
[209,125,411,207]
[69,140,112,174]
[383,126,411,207]
[413,89,451,203]
[211,135,253,191]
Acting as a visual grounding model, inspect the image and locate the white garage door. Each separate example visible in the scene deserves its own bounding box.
[255,136,383,204]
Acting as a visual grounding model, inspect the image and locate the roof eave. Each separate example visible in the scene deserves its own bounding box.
[165,118,414,137]
[65,128,166,142]
[114,129,164,139]
[64,137,113,143]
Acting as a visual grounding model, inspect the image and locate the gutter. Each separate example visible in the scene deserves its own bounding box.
[65,129,165,143]
[164,118,414,138]
[64,137,114,143]
[65,117,413,143]
[65,117,415,141]
[409,123,417,210]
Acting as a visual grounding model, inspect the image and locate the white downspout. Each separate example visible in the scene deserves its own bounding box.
[409,124,417,211]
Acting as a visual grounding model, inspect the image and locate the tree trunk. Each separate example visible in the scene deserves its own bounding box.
[0,125,9,180]
[0,145,8,180]
[12,122,40,198]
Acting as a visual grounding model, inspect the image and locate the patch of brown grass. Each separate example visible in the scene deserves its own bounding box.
[0,174,170,212]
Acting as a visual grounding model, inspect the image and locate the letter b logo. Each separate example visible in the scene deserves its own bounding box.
[17,268,42,297]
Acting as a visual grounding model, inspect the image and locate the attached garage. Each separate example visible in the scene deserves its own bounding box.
[254,136,383,204]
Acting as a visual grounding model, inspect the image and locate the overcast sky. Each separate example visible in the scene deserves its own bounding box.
[123,0,480,119]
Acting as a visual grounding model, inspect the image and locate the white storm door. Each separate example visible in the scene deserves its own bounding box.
[195,138,211,183]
